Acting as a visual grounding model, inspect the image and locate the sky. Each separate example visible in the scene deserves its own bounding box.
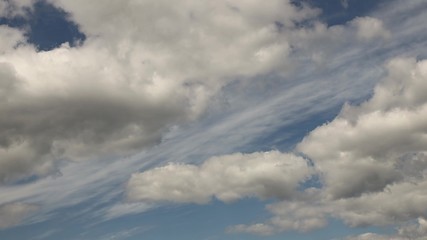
[1,0,427,239]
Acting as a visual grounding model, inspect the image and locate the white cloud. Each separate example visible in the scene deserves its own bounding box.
[0,0,393,186]
[298,58,427,199]
[351,17,390,41]
[0,202,38,229]
[0,26,25,53]
[1,0,426,237]
[127,57,427,236]
[0,0,322,184]
[127,151,312,204]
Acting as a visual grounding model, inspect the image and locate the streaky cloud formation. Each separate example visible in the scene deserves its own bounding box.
[0,202,38,229]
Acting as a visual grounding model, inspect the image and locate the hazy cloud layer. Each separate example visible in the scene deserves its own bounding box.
[0,202,38,229]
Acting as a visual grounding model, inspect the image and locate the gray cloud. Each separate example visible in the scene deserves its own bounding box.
[0,202,38,229]
[345,218,427,240]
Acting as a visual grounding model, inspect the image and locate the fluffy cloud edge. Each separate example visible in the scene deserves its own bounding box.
[126,151,313,204]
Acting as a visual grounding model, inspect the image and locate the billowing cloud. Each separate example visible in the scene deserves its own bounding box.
[0,0,321,184]
[0,0,390,186]
[1,0,422,237]
[298,58,427,199]
[0,202,38,229]
[127,151,312,204]
[228,195,329,234]
[128,57,427,235]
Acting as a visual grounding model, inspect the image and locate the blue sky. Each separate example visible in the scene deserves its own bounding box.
[1,0,427,239]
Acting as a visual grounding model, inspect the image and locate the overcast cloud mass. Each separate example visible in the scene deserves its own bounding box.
[1,0,427,239]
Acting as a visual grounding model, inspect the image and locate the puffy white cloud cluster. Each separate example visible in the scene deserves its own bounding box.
[0,0,322,184]
[128,58,427,235]
[299,58,427,199]
[0,0,391,185]
[127,151,312,204]
[0,0,398,233]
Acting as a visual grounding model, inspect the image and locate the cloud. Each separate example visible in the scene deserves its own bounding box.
[0,26,25,53]
[127,151,312,204]
[0,0,323,184]
[351,17,390,41]
[298,58,427,199]
[340,0,349,9]
[127,57,427,235]
[345,218,427,240]
[0,202,38,229]
[227,223,275,236]
[1,0,424,237]
[0,0,392,186]
[296,58,427,230]
[0,0,34,18]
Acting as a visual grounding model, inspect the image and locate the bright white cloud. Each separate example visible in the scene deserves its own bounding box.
[127,151,312,204]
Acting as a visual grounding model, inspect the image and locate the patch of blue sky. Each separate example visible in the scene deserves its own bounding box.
[0,0,85,50]
[302,0,388,26]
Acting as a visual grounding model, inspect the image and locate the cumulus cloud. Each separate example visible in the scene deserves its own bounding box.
[0,0,392,186]
[127,151,312,204]
[295,58,427,230]
[0,202,38,229]
[128,57,427,236]
[0,0,322,184]
[229,195,329,234]
[298,58,427,199]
